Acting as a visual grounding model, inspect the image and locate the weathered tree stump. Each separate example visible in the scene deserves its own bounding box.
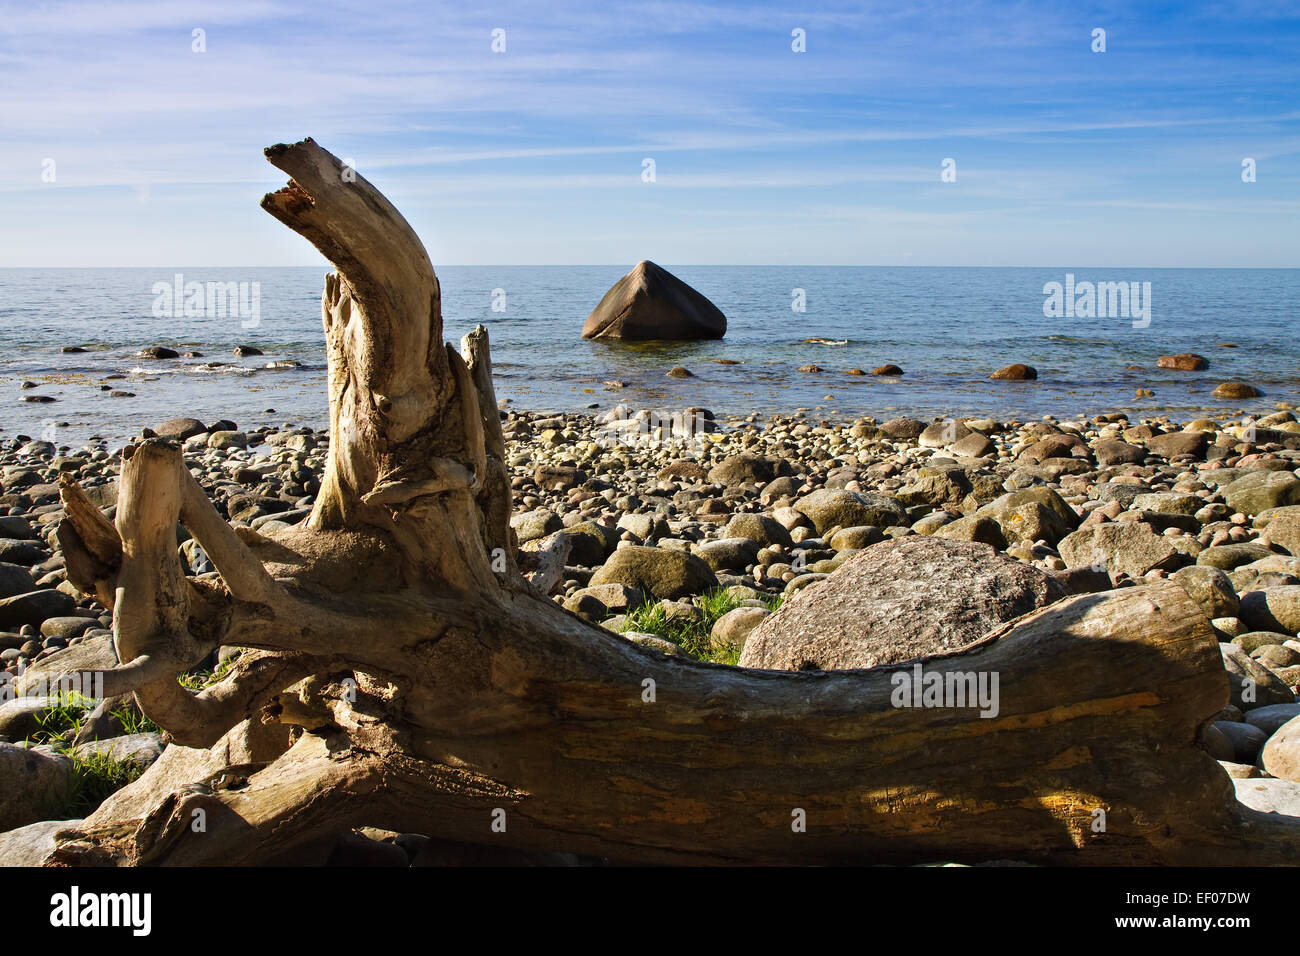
[46,138,1300,866]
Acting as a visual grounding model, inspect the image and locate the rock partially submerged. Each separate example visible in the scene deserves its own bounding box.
[1215,382,1262,399]
[581,260,726,341]
[136,346,179,360]
[1157,353,1210,371]
[991,363,1037,381]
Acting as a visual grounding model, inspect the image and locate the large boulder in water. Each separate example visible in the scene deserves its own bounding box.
[581,261,726,341]
[737,536,1068,671]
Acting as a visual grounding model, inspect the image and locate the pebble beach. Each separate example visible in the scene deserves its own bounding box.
[5,391,1300,862]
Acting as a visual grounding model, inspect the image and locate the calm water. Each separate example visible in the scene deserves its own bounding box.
[1,266,1296,446]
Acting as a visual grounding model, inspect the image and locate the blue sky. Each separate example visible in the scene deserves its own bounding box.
[1,0,1297,267]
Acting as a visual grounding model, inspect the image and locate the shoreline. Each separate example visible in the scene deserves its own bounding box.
[5,368,1296,450]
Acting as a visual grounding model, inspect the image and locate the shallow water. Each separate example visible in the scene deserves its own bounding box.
[1,266,1296,446]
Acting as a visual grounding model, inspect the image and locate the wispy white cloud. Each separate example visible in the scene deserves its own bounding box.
[0,0,1296,265]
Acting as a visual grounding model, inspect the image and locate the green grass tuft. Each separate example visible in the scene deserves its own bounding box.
[52,748,146,818]
[108,700,163,737]
[20,660,187,816]
[22,698,150,818]
[29,693,94,746]
[613,588,783,663]
[177,651,240,691]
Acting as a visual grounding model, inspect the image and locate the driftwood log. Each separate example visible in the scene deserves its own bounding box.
[44,138,1300,866]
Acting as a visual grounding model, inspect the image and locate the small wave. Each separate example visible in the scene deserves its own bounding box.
[803,338,849,346]
[191,363,258,375]
[9,364,118,377]
[1045,334,1109,344]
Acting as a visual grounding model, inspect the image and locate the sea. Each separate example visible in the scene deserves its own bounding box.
[1,266,1296,447]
